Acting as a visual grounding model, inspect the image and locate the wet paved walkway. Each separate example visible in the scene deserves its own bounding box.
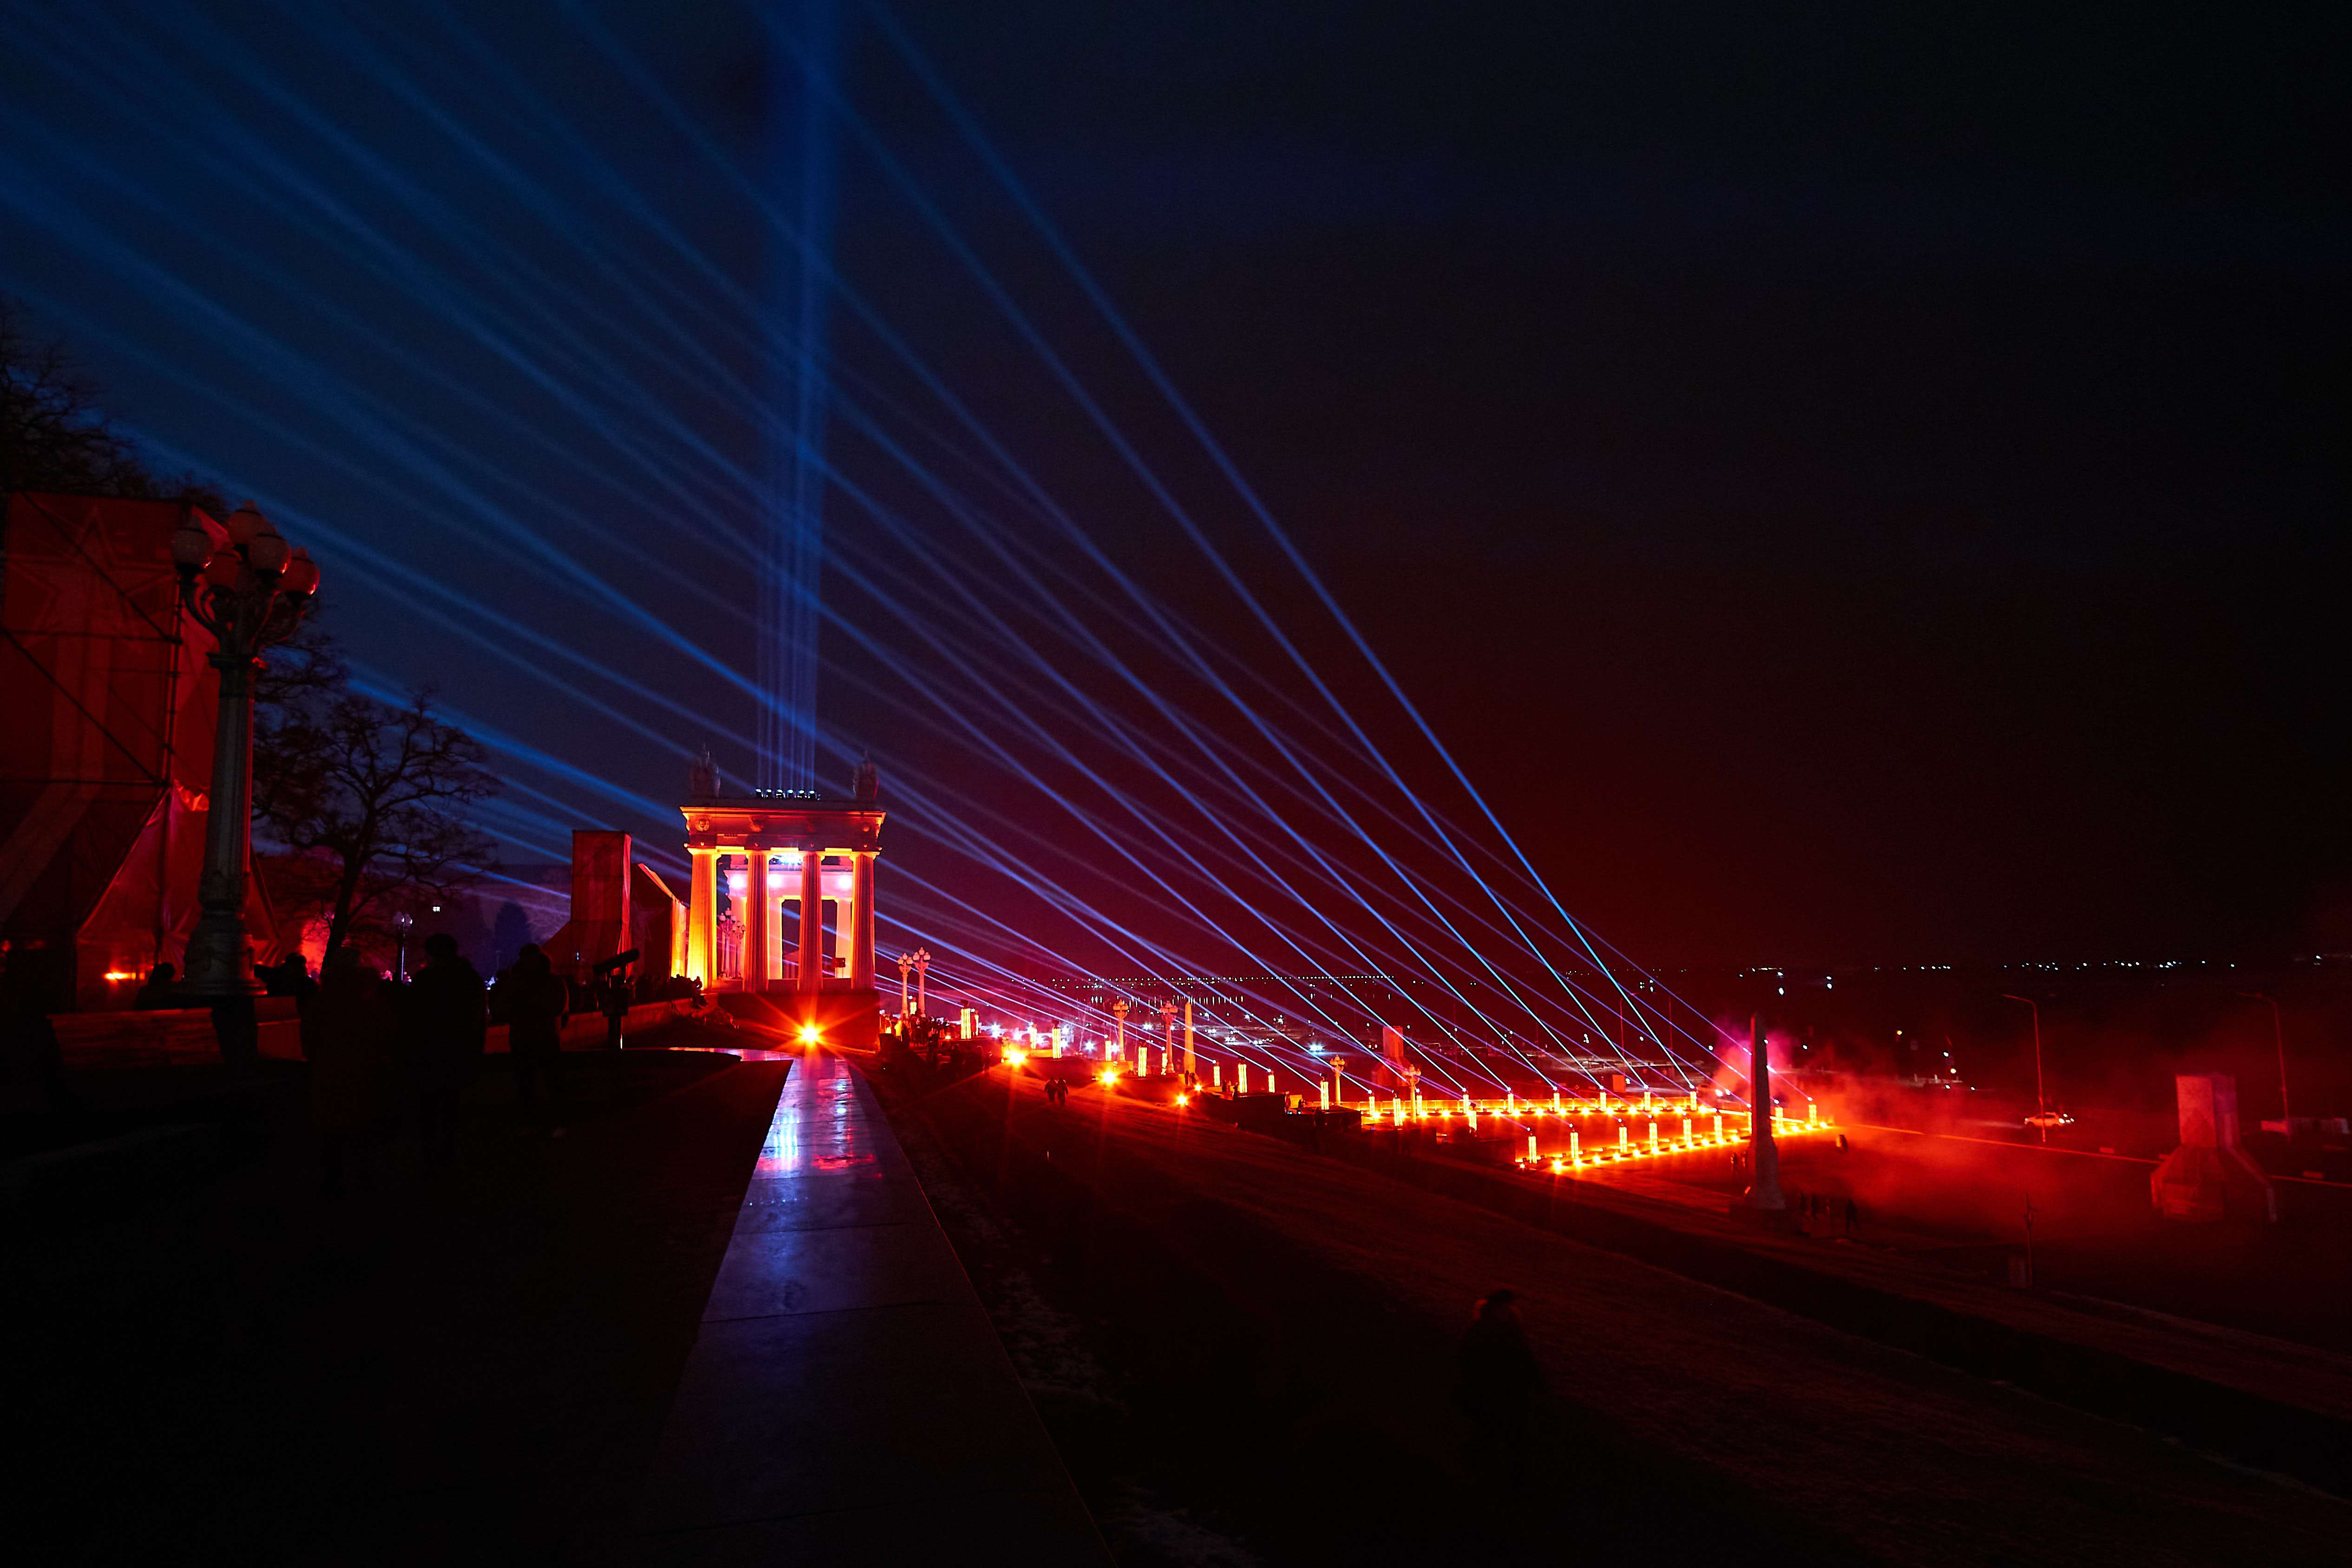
[634,1050,1109,1564]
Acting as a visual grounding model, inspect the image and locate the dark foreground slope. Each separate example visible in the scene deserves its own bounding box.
[882,1063,2351,1568]
[7,1030,782,1563]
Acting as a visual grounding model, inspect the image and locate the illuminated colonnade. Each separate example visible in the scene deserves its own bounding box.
[683,787,885,994]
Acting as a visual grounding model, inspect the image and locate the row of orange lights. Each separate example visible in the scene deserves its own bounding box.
[1356,1093,1821,1127]
[1516,1113,1832,1173]
[1001,1059,1829,1155]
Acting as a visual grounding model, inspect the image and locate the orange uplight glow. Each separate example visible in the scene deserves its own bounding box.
[1099,1069,1120,1087]
[103,971,135,982]
[799,1025,821,1044]
[1176,1093,1190,1106]
[1005,1049,1027,1068]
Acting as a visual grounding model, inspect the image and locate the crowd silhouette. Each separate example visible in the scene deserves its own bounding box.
[281,935,704,1194]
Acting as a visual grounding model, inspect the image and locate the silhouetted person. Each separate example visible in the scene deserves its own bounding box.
[486,966,515,1025]
[304,948,395,1196]
[1845,1196,1861,1236]
[406,934,486,1167]
[265,951,320,1012]
[506,944,569,1122]
[599,968,631,1049]
[0,976,81,1115]
[133,963,178,1010]
[1456,1288,1543,1492]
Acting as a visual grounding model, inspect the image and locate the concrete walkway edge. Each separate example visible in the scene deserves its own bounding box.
[632,1051,1111,1564]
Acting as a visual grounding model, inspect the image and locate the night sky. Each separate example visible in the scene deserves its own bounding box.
[5,2,2346,978]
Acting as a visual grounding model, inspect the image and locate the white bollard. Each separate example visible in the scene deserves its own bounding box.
[1320,1083,1330,1110]
[1527,1134,1538,1159]
[1570,1128,1582,1165]
[1237,1063,1249,1094]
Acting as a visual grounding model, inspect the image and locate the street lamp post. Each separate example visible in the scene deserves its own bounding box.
[2238,991,2290,1130]
[169,502,318,1069]
[909,948,931,1018]
[1999,993,2047,1142]
[393,911,415,983]
[896,951,914,1017]
[1111,998,1129,1064]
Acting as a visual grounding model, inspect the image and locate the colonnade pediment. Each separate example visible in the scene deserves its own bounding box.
[683,803,884,856]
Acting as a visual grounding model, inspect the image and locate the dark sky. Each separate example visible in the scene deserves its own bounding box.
[849,2,2352,964]
[5,2,2347,975]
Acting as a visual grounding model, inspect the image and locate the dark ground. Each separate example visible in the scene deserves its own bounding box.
[16,1031,2345,1566]
[873,1059,2352,1568]
[3,1026,782,1565]
[1583,1122,2352,1354]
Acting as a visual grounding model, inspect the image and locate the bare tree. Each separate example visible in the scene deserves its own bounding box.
[1,295,223,506]
[253,608,348,715]
[254,689,500,957]
[5,299,497,958]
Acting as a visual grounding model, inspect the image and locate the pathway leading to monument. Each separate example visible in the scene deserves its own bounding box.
[633,1049,1109,1564]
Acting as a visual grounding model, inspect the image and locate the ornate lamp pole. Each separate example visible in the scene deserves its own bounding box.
[897,951,915,1017]
[1111,998,1130,1064]
[909,948,931,1017]
[170,502,318,1066]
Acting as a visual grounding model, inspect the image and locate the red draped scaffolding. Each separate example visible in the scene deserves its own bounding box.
[0,492,286,1011]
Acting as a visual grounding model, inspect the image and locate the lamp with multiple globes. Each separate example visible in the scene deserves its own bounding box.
[171,501,319,1067]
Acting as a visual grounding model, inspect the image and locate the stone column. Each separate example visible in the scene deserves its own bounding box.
[688,847,718,985]
[850,851,876,990]
[796,846,823,992]
[1742,1013,1786,1213]
[742,848,769,993]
